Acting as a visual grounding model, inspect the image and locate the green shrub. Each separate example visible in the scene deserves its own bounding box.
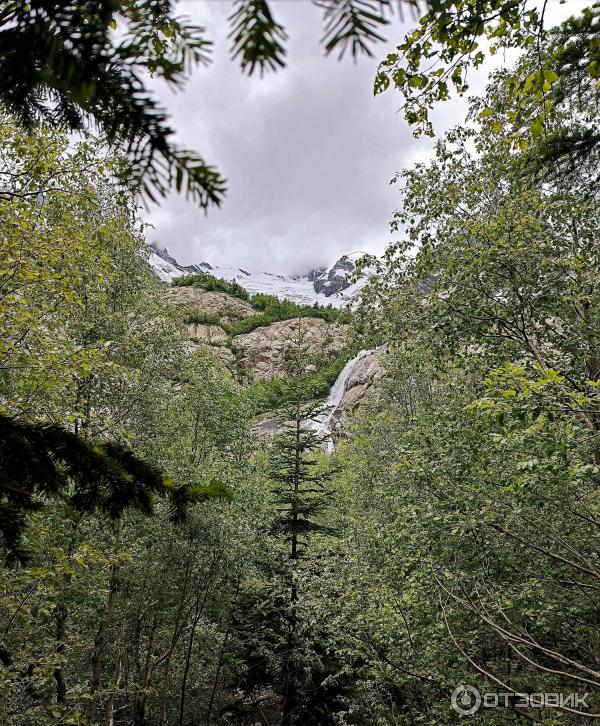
[225,294,352,336]
[172,273,250,301]
[224,313,273,336]
[183,310,221,326]
[247,348,356,414]
[250,293,351,323]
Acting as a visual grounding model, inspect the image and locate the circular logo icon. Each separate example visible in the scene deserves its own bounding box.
[451,685,481,716]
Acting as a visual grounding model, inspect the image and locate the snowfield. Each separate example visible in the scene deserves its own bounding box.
[147,245,369,308]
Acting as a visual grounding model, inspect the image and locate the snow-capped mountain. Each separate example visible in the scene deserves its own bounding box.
[307,255,358,296]
[147,243,368,308]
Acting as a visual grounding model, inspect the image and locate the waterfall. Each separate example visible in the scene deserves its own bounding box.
[307,349,371,453]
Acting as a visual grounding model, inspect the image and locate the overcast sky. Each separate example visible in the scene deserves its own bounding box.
[145,0,583,275]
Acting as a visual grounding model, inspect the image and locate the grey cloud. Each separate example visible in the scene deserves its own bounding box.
[144,1,427,274]
[145,0,582,275]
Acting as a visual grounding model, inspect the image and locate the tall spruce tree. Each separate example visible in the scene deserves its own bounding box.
[267,324,335,726]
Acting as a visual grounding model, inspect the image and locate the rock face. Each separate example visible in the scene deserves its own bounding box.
[310,255,355,297]
[163,287,251,365]
[163,287,254,323]
[234,318,348,381]
[186,322,228,345]
[163,287,350,382]
[159,274,382,443]
[252,414,284,438]
[330,347,385,436]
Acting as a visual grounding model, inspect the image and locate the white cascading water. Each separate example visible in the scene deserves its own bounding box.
[307,349,371,453]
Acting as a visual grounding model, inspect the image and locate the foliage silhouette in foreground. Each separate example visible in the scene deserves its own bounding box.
[0,414,229,562]
[4,1,593,209]
[0,0,224,208]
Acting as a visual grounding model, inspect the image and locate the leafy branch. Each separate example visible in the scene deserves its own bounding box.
[229,0,288,75]
[316,0,419,59]
[0,1,225,209]
[0,414,229,561]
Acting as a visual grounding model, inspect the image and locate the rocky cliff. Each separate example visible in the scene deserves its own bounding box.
[233,318,348,381]
[308,255,356,296]
[160,275,383,443]
[161,286,349,381]
[164,286,254,323]
[329,347,385,440]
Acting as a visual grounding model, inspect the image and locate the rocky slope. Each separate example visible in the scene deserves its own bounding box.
[308,255,357,296]
[233,318,348,381]
[161,285,350,380]
[164,286,254,323]
[157,256,384,443]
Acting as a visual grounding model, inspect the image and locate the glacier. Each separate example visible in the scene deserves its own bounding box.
[147,244,369,308]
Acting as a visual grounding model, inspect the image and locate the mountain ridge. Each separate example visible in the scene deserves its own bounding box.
[148,243,368,308]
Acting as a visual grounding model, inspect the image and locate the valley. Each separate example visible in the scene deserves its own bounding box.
[1,4,598,725]
[151,247,383,447]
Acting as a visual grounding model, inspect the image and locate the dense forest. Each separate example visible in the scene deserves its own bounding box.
[1,1,599,725]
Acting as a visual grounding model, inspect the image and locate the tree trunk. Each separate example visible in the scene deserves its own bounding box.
[281,403,301,726]
[104,621,125,726]
[87,519,123,722]
[158,541,194,726]
[178,551,221,726]
[53,514,81,706]
[133,612,158,726]
[54,601,68,704]
[205,581,240,726]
